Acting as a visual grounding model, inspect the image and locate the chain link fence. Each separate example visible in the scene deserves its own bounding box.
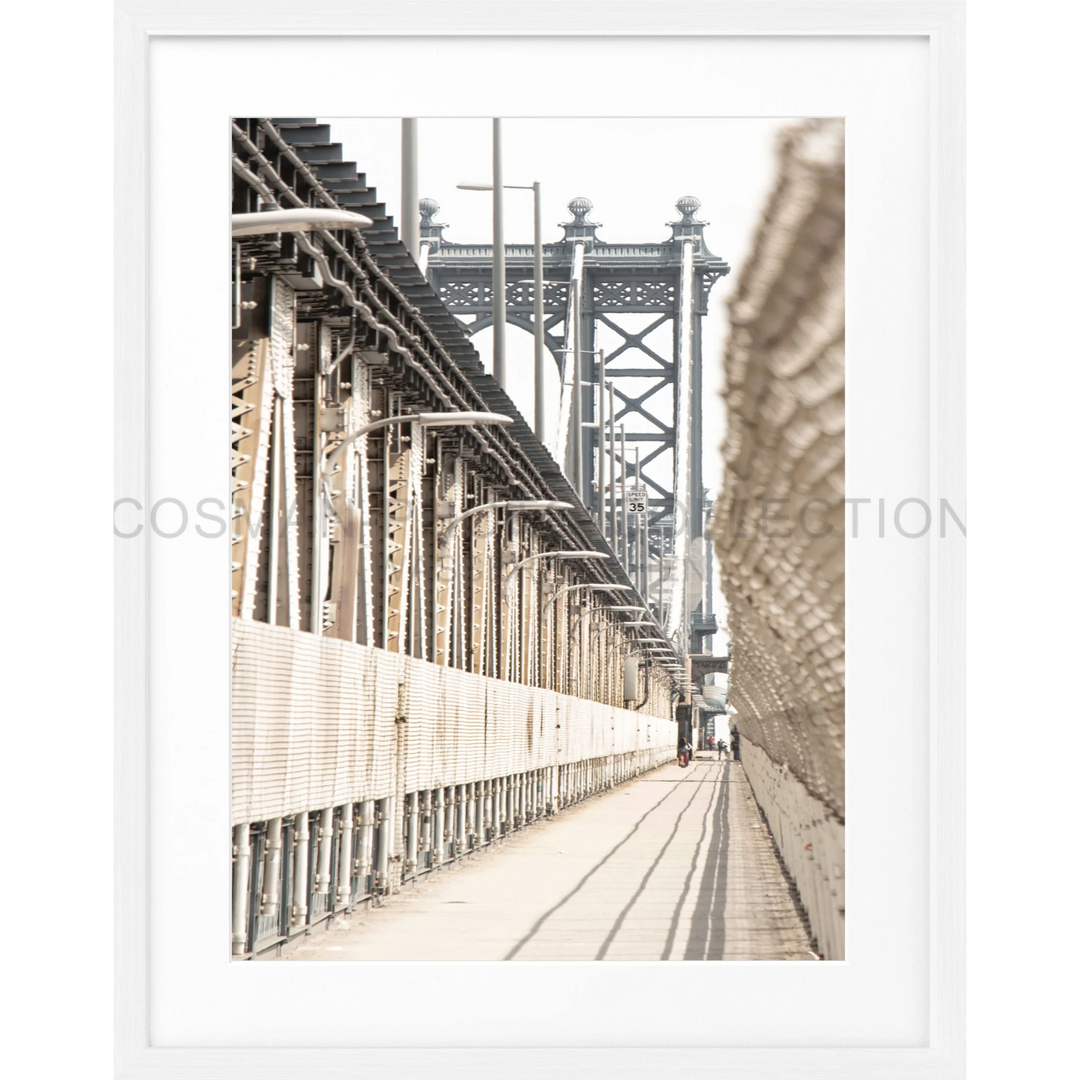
[710,118,845,823]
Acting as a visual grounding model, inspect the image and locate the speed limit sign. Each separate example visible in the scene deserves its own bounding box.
[626,487,648,516]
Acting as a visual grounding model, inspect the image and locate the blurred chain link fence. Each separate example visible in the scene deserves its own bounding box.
[710,119,845,823]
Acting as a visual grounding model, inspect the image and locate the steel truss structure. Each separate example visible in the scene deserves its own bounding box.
[422,194,729,651]
[229,118,697,956]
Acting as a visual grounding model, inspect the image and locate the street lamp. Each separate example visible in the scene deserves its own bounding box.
[542,582,633,613]
[313,408,514,635]
[554,346,603,505]
[439,500,573,547]
[540,582,632,697]
[502,549,609,581]
[231,208,374,236]
[499,549,608,688]
[457,172,545,438]
[321,411,513,481]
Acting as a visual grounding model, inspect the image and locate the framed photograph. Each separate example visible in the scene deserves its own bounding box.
[113,4,976,1075]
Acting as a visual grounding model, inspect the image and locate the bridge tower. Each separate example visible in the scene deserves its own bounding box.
[422,196,729,651]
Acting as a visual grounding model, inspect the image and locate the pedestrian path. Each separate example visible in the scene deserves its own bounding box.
[283,757,816,961]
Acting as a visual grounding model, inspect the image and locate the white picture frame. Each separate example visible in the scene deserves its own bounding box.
[115,2,964,1076]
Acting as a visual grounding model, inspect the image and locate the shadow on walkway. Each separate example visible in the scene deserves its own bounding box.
[506,759,735,961]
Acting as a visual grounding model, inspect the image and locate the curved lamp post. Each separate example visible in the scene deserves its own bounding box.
[539,583,632,697]
[311,410,511,639]
[438,500,574,550]
[502,549,609,582]
[542,581,633,614]
[231,208,374,236]
[322,411,513,481]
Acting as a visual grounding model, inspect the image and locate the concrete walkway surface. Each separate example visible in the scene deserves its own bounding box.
[283,757,816,962]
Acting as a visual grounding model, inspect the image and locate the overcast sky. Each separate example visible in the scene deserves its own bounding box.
[321,116,794,650]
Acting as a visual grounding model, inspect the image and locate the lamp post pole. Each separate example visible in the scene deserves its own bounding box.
[532,182,545,442]
[457,171,545,434]
[491,118,506,388]
[630,447,639,600]
[608,380,617,553]
[401,118,419,260]
[620,424,629,573]
[597,353,606,540]
[574,272,584,499]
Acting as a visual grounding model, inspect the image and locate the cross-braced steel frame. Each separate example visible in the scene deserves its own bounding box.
[422,196,729,648]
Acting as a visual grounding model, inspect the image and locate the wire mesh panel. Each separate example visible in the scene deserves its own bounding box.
[231,620,679,916]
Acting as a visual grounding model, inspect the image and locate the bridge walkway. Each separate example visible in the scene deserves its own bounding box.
[282,756,816,962]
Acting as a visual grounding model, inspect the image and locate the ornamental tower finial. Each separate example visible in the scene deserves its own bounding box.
[561,197,601,243]
[419,197,447,248]
[669,196,708,243]
[419,197,441,226]
[675,195,702,223]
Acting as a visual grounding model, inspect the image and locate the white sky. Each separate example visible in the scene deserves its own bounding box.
[321,116,794,641]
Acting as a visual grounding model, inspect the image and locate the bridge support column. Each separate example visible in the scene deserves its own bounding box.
[336,805,353,908]
[315,807,334,898]
[375,798,390,892]
[291,811,309,928]
[358,800,375,894]
[456,785,468,851]
[419,792,431,866]
[388,795,400,893]
[263,817,283,926]
[232,824,251,956]
[406,795,419,876]
[433,789,445,865]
